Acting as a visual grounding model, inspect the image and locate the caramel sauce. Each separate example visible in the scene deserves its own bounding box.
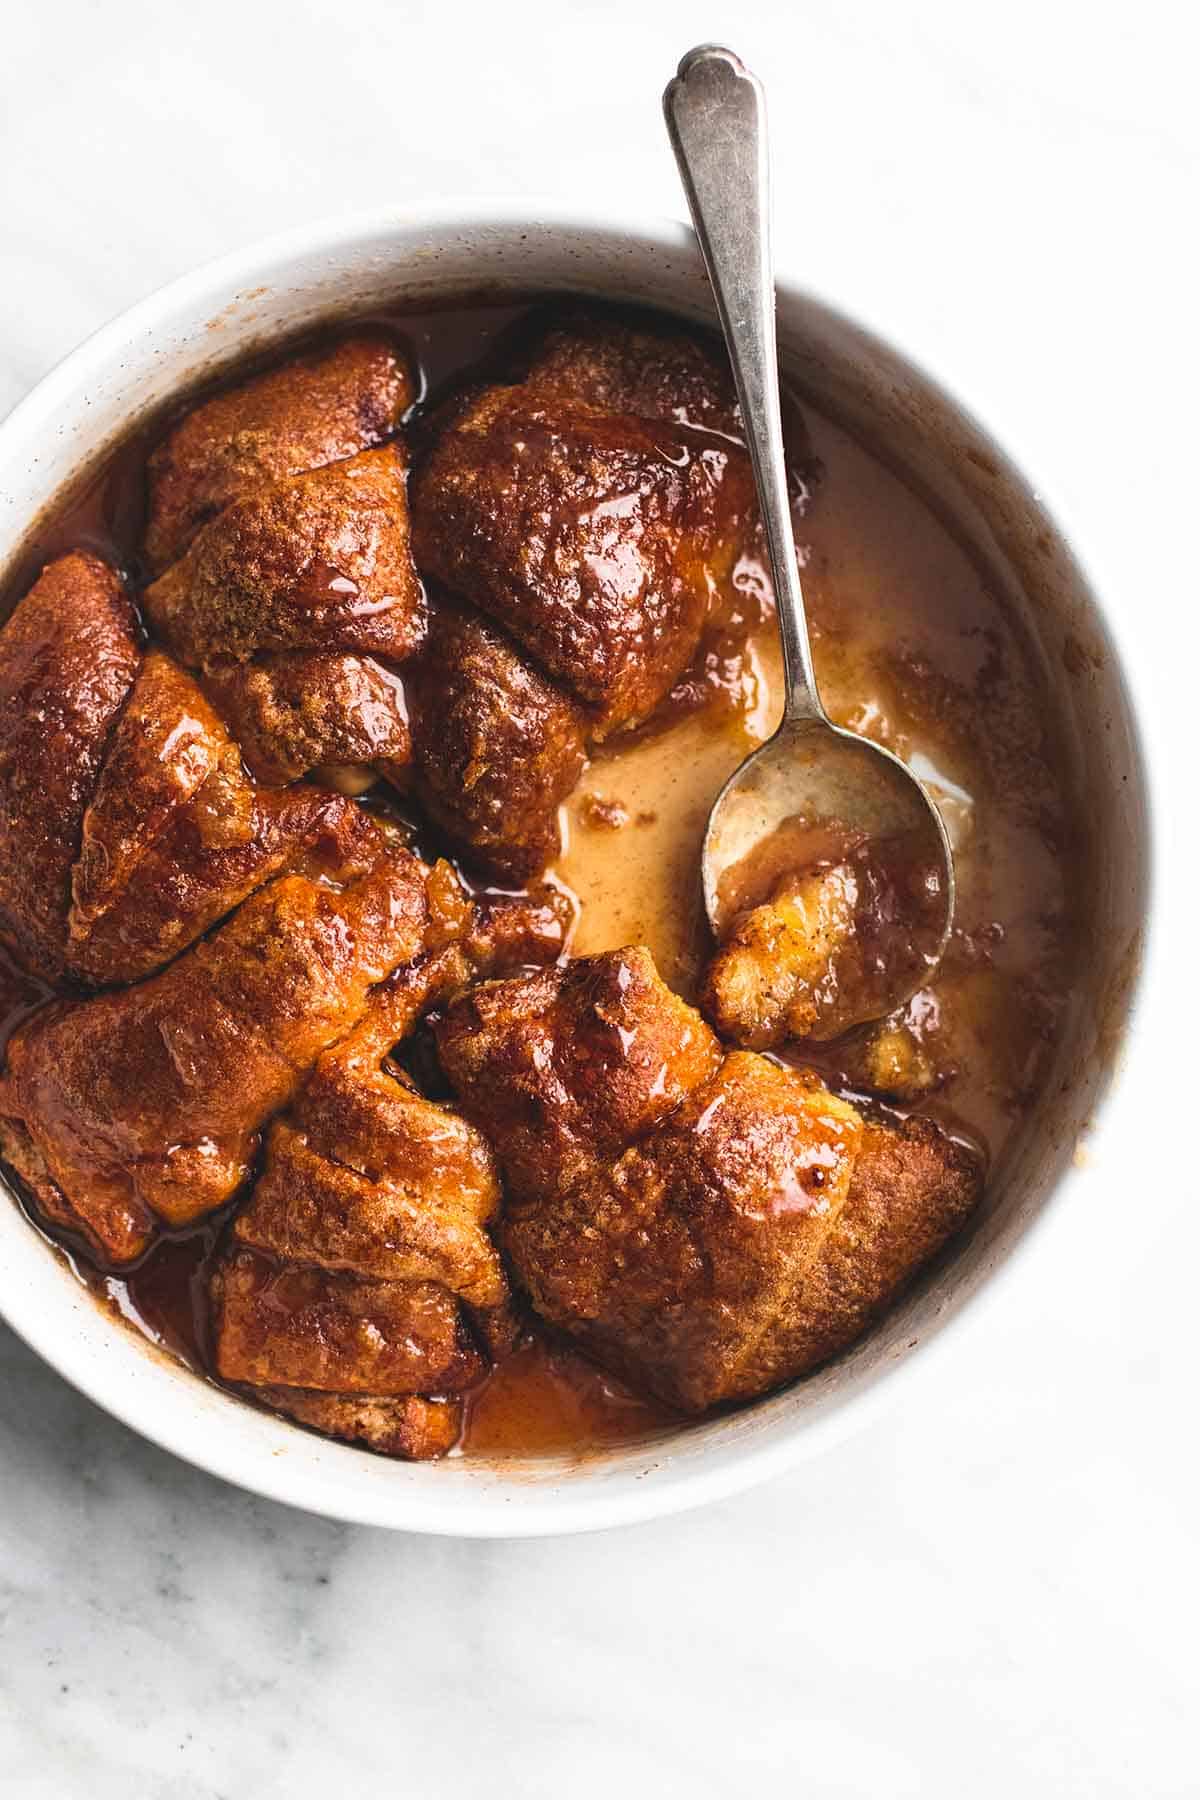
[713,814,869,927]
[0,297,1082,1460]
[457,1335,677,1459]
[709,816,946,1040]
[558,404,1078,1154]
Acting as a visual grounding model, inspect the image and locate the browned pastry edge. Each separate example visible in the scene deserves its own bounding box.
[203,878,573,1458]
[144,331,414,573]
[203,651,412,786]
[143,445,425,670]
[0,1105,156,1264]
[211,1247,486,1395]
[0,841,432,1263]
[0,551,140,983]
[251,1385,462,1459]
[438,948,984,1413]
[403,598,588,881]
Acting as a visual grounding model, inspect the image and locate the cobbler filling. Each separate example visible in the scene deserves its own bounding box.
[0,300,1081,1459]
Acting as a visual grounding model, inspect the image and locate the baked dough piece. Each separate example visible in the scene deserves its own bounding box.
[68,650,377,984]
[143,337,418,785]
[0,839,431,1264]
[504,1053,864,1411]
[701,866,862,1048]
[209,880,575,1459]
[437,947,982,1412]
[246,1388,462,1461]
[411,390,757,734]
[404,598,587,881]
[436,946,723,1207]
[702,833,947,1050]
[503,1057,977,1411]
[404,307,780,875]
[213,1253,484,1395]
[211,1065,500,1456]
[502,304,747,432]
[203,650,411,786]
[144,445,424,670]
[144,333,412,573]
[0,552,140,982]
[0,551,390,990]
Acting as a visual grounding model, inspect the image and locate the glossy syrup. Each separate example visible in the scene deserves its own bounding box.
[0,296,1083,1460]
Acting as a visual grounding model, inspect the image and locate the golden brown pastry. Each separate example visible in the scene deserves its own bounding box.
[207,871,578,1459]
[213,1254,485,1396]
[437,947,982,1412]
[410,309,766,730]
[144,445,424,670]
[73,651,229,903]
[436,945,722,1207]
[0,552,139,982]
[0,838,431,1265]
[501,304,818,493]
[211,1032,504,1458]
[762,1112,978,1375]
[68,650,376,984]
[133,310,775,884]
[701,865,861,1048]
[466,876,577,970]
[0,556,394,989]
[71,784,374,989]
[142,337,418,787]
[412,395,758,734]
[506,1075,978,1412]
[701,833,947,1050]
[144,333,412,573]
[202,650,411,785]
[503,305,747,433]
[503,1053,863,1411]
[404,598,588,880]
[233,989,508,1315]
[246,1388,461,1460]
[400,308,826,879]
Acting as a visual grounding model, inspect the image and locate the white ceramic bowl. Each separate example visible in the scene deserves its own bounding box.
[0,205,1152,1535]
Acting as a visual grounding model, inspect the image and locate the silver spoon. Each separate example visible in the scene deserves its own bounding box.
[664,44,954,1016]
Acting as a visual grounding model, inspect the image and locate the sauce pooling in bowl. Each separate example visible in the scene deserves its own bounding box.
[0,297,1083,1459]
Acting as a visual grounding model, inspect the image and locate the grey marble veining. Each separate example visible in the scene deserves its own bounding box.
[3,1244,1196,1800]
[1,1,1197,1793]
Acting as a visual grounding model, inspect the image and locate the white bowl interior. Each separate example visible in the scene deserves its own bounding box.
[0,211,1150,1533]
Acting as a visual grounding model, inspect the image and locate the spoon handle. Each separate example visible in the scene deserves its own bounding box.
[664,45,826,729]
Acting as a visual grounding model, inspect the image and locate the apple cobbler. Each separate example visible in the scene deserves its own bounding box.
[0,301,1079,1457]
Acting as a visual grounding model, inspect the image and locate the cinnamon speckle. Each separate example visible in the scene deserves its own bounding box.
[580,794,630,831]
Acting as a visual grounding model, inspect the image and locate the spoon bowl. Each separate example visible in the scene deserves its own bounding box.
[666,44,955,1019]
[702,715,956,988]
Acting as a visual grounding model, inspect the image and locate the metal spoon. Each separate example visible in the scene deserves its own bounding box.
[664,44,954,1013]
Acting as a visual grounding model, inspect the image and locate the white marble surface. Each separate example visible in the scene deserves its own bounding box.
[1,2,1198,1793]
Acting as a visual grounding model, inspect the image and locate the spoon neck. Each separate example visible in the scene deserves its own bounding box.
[740,386,827,731]
[780,672,829,733]
[765,515,828,731]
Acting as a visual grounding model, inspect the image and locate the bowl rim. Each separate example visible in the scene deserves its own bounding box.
[0,198,1159,1536]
